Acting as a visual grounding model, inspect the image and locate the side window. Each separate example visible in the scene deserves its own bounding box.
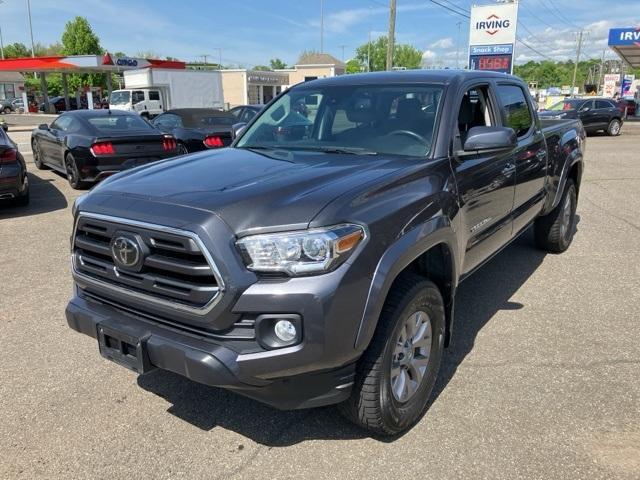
[229,107,242,118]
[331,109,358,135]
[240,108,256,123]
[154,113,181,128]
[132,91,145,105]
[580,100,594,111]
[496,84,533,137]
[595,100,613,109]
[51,116,73,131]
[457,85,495,145]
[148,91,160,101]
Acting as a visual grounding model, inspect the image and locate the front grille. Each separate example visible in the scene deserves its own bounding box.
[72,213,223,313]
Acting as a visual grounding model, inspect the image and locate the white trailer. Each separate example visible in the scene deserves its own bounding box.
[109,68,224,117]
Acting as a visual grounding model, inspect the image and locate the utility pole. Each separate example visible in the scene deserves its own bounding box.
[213,47,223,68]
[338,44,347,63]
[571,29,585,98]
[598,48,605,93]
[27,0,35,57]
[367,30,372,72]
[320,0,324,53]
[386,0,397,70]
[0,1,5,60]
[455,21,462,69]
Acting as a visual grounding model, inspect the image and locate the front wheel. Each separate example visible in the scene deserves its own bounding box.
[3,107,11,114]
[32,139,47,170]
[534,179,577,253]
[607,119,621,136]
[339,273,445,435]
[64,153,88,190]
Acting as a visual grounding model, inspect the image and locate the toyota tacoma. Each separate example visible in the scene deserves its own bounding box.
[66,71,585,435]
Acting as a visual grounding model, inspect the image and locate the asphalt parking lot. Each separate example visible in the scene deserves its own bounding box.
[1,125,639,479]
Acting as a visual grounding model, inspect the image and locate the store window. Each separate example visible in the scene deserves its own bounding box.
[247,84,261,105]
[0,83,16,100]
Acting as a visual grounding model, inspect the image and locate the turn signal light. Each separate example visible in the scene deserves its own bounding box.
[162,136,177,151]
[90,142,115,156]
[203,135,224,148]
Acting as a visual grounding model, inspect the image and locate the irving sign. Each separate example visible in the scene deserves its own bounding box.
[468,2,519,74]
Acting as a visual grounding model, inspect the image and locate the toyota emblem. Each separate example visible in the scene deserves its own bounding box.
[111,236,140,269]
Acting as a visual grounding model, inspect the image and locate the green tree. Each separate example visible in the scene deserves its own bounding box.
[346,58,365,74]
[4,42,31,58]
[61,16,102,55]
[253,65,272,71]
[353,36,422,72]
[269,58,287,69]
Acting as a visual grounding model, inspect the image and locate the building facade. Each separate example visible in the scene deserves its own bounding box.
[220,70,290,107]
[0,72,25,100]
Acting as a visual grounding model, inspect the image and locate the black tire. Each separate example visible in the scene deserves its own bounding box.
[339,273,445,436]
[64,153,88,190]
[32,139,47,170]
[607,118,621,136]
[3,106,10,114]
[534,179,577,253]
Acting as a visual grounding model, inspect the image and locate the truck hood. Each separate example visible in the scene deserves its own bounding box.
[88,147,414,234]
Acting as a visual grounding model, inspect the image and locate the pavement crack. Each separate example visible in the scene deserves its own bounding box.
[582,194,640,232]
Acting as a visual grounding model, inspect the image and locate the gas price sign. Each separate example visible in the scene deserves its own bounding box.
[469,54,513,73]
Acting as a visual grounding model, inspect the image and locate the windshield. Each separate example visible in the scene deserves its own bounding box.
[109,91,131,105]
[547,99,581,111]
[236,83,444,157]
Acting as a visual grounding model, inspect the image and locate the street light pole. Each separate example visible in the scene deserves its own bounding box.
[455,21,462,69]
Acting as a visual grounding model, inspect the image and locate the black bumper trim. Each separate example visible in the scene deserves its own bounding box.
[65,297,354,409]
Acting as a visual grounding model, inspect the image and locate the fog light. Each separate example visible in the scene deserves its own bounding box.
[274,320,297,342]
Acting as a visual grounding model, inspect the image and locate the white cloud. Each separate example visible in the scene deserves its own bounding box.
[430,37,455,49]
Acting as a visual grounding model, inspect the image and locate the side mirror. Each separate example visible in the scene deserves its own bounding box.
[231,122,247,140]
[38,123,49,130]
[463,126,517,152]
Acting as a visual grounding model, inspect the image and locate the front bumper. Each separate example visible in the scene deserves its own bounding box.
[66,295,355,409]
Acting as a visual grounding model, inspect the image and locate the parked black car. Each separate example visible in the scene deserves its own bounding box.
[151,108,236,153]
[31,110,178,189]
[228,104,262,123]
[0,125,29,206]
[539,97,623,135]
[39,96,80,113]
[67,71,586,435]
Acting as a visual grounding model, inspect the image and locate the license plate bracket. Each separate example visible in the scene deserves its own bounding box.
[97,324,153,374]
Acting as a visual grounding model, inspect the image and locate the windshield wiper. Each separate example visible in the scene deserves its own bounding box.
[281,145,379,156]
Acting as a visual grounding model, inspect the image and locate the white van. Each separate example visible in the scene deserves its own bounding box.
[109,89,164,118]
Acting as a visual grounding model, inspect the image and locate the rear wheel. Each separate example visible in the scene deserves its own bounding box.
[607,119,621,136]
[534,179,577,253]
[64,153,88,190]
[3,106,11,114]
[32,139,47,170]
[339,273,445,435]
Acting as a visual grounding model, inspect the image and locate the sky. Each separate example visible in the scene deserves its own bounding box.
[0,0,639,67]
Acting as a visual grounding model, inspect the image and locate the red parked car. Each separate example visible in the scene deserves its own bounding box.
[617,99,636,117]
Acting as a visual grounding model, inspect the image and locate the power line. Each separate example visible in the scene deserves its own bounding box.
[537,0,580,29]
[519,1,556,30]
[426,0,469,19]
[516,36,556,61]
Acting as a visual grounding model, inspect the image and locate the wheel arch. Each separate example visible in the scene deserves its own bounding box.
[354,216,459,352]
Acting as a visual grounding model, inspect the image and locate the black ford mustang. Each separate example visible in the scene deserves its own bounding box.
[151,108,236,154]
[31,110,178,189]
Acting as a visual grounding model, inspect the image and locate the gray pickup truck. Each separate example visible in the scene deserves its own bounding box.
[66,70,585,435]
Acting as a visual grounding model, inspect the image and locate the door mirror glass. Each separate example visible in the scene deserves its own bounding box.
[38,123,49,130]
[231,122,247,140]
[463,126,517,152]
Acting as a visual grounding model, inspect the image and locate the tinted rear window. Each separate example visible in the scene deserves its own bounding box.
[87,115,154,133]
[184,113,236,128]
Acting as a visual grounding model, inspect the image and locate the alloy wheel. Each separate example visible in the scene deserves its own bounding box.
[390,310,433,402]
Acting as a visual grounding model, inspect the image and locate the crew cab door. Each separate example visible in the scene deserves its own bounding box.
[577,99,596,130]
[495,83,548,234]
[452,83,516,276]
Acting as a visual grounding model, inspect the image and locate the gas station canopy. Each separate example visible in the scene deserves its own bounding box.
[608,27,640,68]
[0,53,185,74]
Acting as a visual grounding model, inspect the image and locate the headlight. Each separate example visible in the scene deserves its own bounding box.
[236,224,366,276]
